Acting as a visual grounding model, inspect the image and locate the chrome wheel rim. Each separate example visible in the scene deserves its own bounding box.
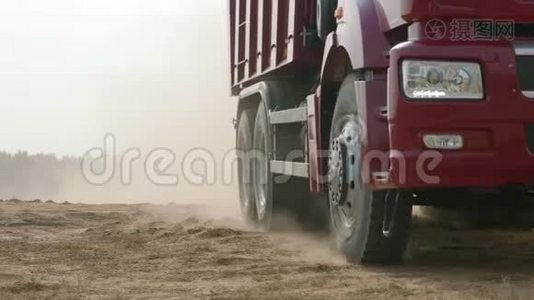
[329,118,363,236]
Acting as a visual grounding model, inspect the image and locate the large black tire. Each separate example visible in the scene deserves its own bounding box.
[317,0,337,40]
[253,104,277,229]
[237,108,257,224]
[252,103,327,231]
[328,74,413,264]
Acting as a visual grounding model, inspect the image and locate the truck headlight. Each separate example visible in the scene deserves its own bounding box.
[402,60,484,100]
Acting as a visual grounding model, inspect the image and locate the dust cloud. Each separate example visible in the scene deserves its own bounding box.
[0,1,238,206]
[0,2,335,268]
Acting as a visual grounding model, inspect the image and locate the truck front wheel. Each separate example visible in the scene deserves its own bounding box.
[328,75,413,264]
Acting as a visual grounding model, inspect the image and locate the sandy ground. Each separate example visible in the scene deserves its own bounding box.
[1,201,534,299]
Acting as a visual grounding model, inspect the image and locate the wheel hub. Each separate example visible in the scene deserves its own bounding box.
[328,122,361,209]
[328,138,347,206]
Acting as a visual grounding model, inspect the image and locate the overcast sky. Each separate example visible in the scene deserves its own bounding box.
[0,0,234,156]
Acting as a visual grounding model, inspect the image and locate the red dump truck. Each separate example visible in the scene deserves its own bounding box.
[229,0,534,264]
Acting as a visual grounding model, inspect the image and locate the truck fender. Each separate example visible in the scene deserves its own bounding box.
[314,0,390,187]
[237,82,275,117]
[237,81,314,121]
[321,0,389,82]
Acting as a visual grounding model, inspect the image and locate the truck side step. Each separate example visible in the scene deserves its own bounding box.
[270,160,309,178]
[269,107,307,125]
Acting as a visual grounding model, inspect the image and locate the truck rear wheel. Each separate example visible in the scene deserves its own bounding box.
[253,103,278,229]
[328,75,413,264]
[237,108,257,224]
[252,102,324,231]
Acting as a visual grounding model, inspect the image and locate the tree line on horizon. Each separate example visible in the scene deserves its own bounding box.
[0,151,82,201]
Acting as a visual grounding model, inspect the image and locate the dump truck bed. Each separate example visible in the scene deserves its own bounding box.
[228,0,320,95]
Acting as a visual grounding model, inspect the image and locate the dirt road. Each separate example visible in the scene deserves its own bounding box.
[0,201,534,299]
